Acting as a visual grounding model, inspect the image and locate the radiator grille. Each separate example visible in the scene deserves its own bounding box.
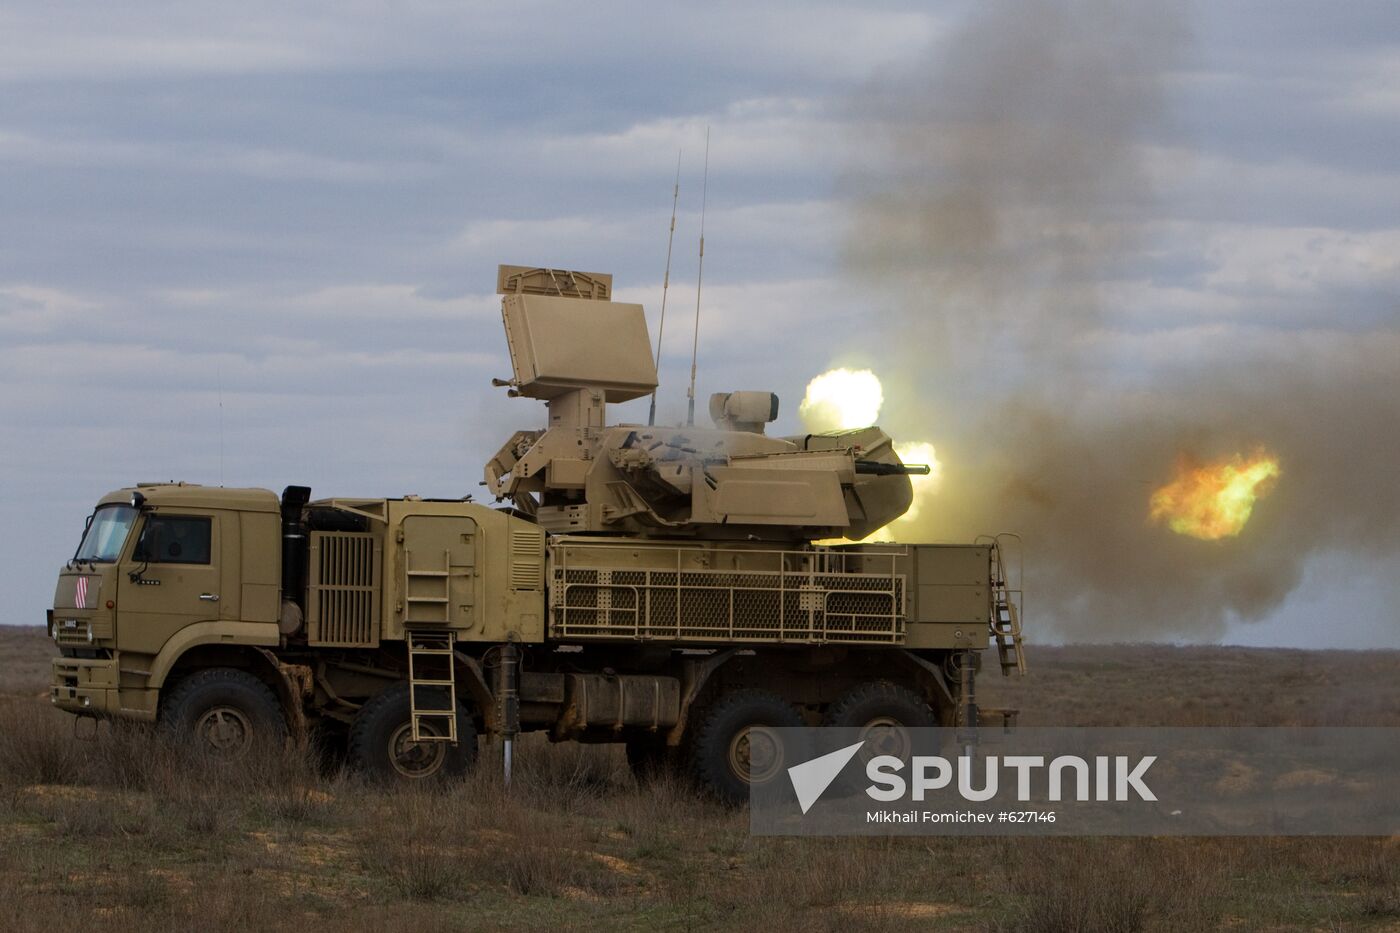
[509,529,546,590]
[307,531,381,647]
[550,543,905,645]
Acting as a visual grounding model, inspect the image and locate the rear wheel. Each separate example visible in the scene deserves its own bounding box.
[689,689,804,804]
[161,668,287,759]
[348,683,476,781]
[824,681,936,761]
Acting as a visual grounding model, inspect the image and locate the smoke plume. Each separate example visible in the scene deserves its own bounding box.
[843,0,1400,640]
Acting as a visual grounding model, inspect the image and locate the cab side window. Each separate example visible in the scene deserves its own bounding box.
[134,516,212,565]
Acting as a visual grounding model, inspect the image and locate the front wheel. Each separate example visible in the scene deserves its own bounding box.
[161,667,287,759]
[348,683,476,781]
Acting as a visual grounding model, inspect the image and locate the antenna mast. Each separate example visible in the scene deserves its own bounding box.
[648,149,682,427]
[686,127,710,427]
[217,361,225,486]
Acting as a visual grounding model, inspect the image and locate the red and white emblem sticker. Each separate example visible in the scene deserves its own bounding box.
[74,576,88,609]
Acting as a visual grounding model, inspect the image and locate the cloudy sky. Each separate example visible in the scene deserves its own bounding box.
[2,1,1396,647]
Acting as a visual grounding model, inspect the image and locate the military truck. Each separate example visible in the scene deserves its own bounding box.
[49,265,1024,801]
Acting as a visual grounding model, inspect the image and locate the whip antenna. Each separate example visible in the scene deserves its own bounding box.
[648,149,682,426]
[217,363,224,486]
[686,127,710,427]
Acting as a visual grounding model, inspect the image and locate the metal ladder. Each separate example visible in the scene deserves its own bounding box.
[403,549,452,624]
[989,538,1026,676]
[407,629,457,742]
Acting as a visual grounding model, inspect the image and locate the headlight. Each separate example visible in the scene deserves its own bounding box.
[86,622,94,644]
[50,621,58,641]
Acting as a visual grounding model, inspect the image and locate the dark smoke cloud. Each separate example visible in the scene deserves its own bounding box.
[848,0,1185,375]
[843,0,1400,640]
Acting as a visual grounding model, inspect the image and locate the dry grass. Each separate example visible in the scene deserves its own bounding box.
[979,643,1400,727]
[2,626,1397,930]
[987,838,1227,932]
[0,625,58,694]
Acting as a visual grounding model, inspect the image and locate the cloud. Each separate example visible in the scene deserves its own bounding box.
[0,2,941,85]
[0,0,1395,651]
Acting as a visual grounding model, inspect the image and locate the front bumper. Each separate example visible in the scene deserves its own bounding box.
[50,656,124,717]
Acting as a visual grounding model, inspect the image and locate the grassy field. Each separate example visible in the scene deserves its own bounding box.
[1,625,1396,931]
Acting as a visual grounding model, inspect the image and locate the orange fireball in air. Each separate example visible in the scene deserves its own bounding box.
[1149,451,1281,540]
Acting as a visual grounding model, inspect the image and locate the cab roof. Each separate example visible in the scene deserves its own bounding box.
[98,483,279,513]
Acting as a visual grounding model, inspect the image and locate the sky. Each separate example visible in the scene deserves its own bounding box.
[1,1,1396,647]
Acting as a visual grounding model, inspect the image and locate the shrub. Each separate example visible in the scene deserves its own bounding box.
[0,701,87,785]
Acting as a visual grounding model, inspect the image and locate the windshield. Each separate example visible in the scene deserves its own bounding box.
[74,504,138,563]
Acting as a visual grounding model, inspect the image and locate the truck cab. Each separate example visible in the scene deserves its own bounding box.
[51,483,282,722]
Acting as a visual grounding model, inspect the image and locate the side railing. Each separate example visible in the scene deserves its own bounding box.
[549,541,907,645]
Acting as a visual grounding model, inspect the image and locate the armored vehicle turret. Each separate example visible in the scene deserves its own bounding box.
[483,265,928,541]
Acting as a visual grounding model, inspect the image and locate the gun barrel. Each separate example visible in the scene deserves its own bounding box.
[854,461,932,476]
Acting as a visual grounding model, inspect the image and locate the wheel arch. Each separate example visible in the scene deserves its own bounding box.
[148,621,281,690]
[152,625,301,735]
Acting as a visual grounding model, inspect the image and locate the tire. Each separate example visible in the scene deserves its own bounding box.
[348,683,476,782]
[823,681,936,762]
[161,667,287,759]
[689,689,804,805]
[625,734,682,782]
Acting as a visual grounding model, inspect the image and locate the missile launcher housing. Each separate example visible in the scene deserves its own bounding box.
[484,265,924,541]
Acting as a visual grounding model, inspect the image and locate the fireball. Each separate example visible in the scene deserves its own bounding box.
[801,368,942,541]
[893,440,943,518]
[798,368,883,433]
[1149,451,1281,540]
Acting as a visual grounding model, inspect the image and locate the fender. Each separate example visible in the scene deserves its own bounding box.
[254,647,313,741]
[665,648,738,747]
[147,621,281,689]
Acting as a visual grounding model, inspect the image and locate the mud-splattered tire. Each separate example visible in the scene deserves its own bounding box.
[348,683,476,782]
[823,681,936,761]
[689,689,804,805]
[161,668,287,758]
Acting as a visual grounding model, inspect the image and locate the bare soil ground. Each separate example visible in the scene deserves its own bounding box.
[1,625,1396,931]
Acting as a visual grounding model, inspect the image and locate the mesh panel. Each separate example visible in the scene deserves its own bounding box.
[551,543,906,645]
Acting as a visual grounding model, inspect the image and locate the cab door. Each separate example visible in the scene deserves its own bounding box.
[116,510,222,656]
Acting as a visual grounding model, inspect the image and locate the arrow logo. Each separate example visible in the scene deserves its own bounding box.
[787,740,865,814]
